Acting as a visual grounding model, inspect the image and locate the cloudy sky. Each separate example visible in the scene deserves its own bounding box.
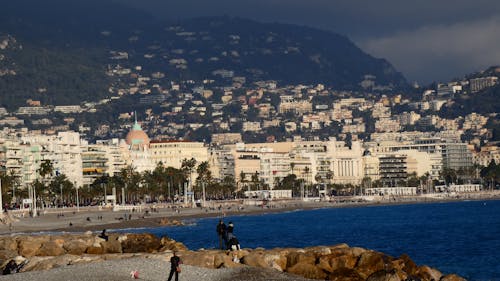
[121,0,500,84]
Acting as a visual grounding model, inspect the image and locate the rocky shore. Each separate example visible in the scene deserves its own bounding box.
[0,233,465,281]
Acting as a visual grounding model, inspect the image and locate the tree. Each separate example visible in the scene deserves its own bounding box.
[48,174,74,206]
[0,171,20,206]
[195,161,212,198]
[38,160,54,182]
[250,172,260,191]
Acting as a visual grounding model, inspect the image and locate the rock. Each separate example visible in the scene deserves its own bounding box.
[416,265,442,281]
[17,236,47,257]
[21,255,79,272]
[0,249,18,264]
[101,236,122,254]
[180,250,216,268]
[327,267,364,281]
[37,240,66,256]
[306,246,332,256]
[286,262,328,280]
[86,244,104,255]
[355,251,392,279]
[286,251,316,268]
[350,247,368,257]
[0,237,17,252]
[63,239,90,255]
[213,252,242,268]
[399,253,419,276]
[121,233,161,253]
[440,274,467,281]
[240,251,269,268]
[366,269,402,281]
[317,252,358,273]
[160,236,187,252]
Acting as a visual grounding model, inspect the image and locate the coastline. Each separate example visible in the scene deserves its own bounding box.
[1,191,499,235]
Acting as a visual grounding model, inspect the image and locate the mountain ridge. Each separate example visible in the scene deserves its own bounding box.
[0,1,407,110]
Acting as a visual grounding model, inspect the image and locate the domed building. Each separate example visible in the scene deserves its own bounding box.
[125,118,154,173]
[126,120,150,148]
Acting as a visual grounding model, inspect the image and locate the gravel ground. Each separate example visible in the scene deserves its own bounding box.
[0,257,314,281]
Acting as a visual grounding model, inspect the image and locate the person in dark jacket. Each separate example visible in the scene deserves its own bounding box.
[228,235,241,251]
[167,251,182,281]
[216,219,227,250]
[226,222,235,249]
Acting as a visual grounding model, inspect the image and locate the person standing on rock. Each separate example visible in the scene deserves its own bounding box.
[226,222,234,249]
[216,219,227,249]
[167,251,182,281]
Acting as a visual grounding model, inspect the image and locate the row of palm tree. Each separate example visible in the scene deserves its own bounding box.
[1,159,499,207]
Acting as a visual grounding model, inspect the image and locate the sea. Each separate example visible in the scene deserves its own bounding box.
[122,200,500,281]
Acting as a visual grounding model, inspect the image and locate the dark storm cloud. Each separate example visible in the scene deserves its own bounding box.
[120,0,500,83]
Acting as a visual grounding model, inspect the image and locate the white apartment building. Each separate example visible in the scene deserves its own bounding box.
[149,141,209,170]
[470,76,498,93]
[260,152,290,188]
[327,140,364,185]
[21,131,84,187]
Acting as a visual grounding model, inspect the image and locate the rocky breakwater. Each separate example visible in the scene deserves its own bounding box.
[181,244,466,281]
[0,232,186,273]
[0,233,465,281]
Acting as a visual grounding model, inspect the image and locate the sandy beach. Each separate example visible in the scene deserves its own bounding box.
[0,255,316,281]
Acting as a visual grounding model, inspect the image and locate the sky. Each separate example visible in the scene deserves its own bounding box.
[120,0,500,84]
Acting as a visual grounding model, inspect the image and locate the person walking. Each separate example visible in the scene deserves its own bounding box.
[167,251,182,281]
[216,219,227,249]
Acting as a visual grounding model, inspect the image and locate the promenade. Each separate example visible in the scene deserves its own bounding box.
[1,191,499,235]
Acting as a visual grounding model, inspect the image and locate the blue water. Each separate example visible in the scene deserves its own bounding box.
[122,200,500,280]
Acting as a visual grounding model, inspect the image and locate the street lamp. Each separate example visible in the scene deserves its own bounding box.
[75,181,79,212]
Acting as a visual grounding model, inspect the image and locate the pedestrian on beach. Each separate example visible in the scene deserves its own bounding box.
[167,251,182,281]
[216,219,227,249]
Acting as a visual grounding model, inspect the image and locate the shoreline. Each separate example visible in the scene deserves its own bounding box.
[1,191,499,235]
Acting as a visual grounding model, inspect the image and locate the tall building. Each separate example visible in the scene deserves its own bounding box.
[22,131,84,187]
[379,155,407,187]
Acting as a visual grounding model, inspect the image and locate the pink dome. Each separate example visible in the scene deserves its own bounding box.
[125,121,150,146]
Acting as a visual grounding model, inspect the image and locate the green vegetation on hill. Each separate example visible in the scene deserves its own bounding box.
[439,84,500,118]
[0,46,110,109]
[0,1,408,110]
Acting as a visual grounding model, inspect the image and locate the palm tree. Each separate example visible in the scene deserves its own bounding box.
[251,172,260,191]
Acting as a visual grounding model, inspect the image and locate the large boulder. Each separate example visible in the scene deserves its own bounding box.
[440,274,467,281]
[120,233,161,253]
[366,269,402,281]
[327,267,364,281]
[317,252,358,273]
[355,251,392,279]
[180,250,216,268]
[240,251,269,268]
[160,237,187,252]
[100,235,122,254]
[287,262,328,280]
[416,265,442,281]
[37,240,66,256]
[63,239,90,255]
[17,236,47,257]
[286,250,316,268]
[399,254,419,276]
[213,252,243,268]
[0,237,17,252]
